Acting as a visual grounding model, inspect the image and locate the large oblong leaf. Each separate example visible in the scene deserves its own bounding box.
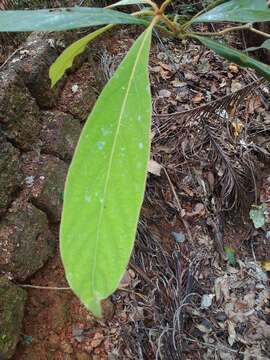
[194,0,270,23]
[60,26,153,317]
[0,7,145,32]
[50,25,113,87]
[195,36,270,81]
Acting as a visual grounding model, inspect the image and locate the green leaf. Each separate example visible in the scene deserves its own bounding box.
[194,0,270,23]
[60,26,153,317]
[0,7,145,32]
[108,0,148,7]
[244,39,270,53]
[50,25,112,87]
[224,246,237,267]
[195,36,270,81]
[249,205,266,229]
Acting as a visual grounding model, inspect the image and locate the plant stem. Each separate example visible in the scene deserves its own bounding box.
[145,0,159,12]
[132,9,155,17]
[160,0,173,12]
[181,0,227,30]
[189,23,250,37]
[249,25,270,39]
[18,284,71,290]
[161,14,180,34]
[188,23,270,39]
[155,24,174,37]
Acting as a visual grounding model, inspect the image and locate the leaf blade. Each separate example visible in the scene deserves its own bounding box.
[60,27,153,316]
[244,39,270,52]
[195,36,270,81]
[108,0,148,7]
[194,0,270,23]
[50,25,112,87]
[0,7,145,32]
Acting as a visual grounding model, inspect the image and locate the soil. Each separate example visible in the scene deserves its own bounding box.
[0,18,269,360]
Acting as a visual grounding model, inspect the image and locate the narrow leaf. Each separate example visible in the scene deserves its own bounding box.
[60,26,153,316]
[194,0,270,23]
[108,0,148,7]
[195,36,270,81]
[0,7,145,32]
[244,39,270,53]
[50,25,112,87]
[224,246,237,267]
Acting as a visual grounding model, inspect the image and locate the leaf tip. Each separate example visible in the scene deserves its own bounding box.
[85,296,103,318]
[49,67,57,88]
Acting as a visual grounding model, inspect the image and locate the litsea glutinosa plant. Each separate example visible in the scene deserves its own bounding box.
[1,0,270,316]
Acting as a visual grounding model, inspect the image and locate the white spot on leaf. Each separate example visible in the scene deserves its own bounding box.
[96,141,105,150]
[100,128,110,136]
[85,195,92,203]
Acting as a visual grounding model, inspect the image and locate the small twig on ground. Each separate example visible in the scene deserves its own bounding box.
[129,262,155,288]
[18,284,71,290]
[163,168,193,245]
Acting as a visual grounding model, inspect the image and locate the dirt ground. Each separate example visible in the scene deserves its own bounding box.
[0,21,269,360]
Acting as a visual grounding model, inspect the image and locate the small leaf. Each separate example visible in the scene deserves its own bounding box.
[194,0,270,23]
[195,36,270,81]
[50,25,112,87]
[200,294,214,309]
[261,260,270,272]
[60,26,153,317]
[108,0,148,7]
[148,159,162,176]
[249,205,266,229]
[0,7,145,32]
[244,39,270,53]
[224,246,237,267]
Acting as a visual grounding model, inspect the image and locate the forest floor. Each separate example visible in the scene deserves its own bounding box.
[1,23,269,360]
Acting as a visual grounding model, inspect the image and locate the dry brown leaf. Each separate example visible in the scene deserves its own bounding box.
[227,320,236,346]
[231,80,242,93]
[159,89,171,98]
[120,270,131,288]
[148,159,163,176]
[261,260,270,272]
[215,275,230,302]
[228,63,239,74]
[231,120,244,138]
[192,93,204,104]
[171,80,187,88]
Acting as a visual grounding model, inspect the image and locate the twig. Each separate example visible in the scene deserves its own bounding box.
[163,168,193,245]
[189,23,270,39]
[18,284,71,290]
[249,25,270,39]
[0,46,22,70]
[160,0,173,12]
[129,262,155,288]
[161,14,180,34]
[189,23,250,37]
[144,0,159,12]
